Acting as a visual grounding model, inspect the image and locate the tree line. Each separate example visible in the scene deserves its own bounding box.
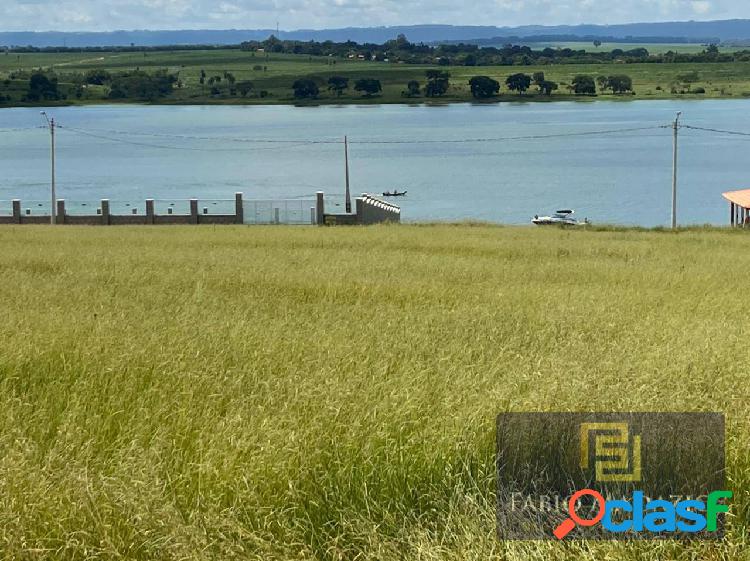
[292,76,384,99]
[5,36,750,68]
[239,35,749,67]
[0,67,181,103]
[0,68,636,105]
[1,63,702,106]
[289,70,635,100]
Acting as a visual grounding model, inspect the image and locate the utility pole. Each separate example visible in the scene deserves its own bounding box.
[41,111,56,225]
[344,136,351,213]
[671,111,681,229]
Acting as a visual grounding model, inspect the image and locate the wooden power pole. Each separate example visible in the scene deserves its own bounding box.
[345,136,351,213]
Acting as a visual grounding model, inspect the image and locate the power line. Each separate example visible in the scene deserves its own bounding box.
[682,124,750,138]
[20,123,750,143]
[59,126,211,151]
[0,126,45,133]
[57,126,317,152]
[52,123,668,147]
[58,126,341,145]
[350,126,669,144]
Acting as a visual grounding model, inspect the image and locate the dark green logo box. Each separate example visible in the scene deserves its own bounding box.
[496,413,725,540]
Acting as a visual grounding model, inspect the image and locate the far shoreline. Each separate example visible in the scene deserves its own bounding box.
[2,93,748,110]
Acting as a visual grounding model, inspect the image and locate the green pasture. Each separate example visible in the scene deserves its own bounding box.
[0,224,748,560]
[520,41,732,54]
[4,49,750,104]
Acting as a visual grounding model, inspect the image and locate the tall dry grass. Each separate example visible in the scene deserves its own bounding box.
[0,224,747,560]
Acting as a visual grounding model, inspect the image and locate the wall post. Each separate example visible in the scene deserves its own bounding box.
[190,199,198,224]
[316,191,325,225]
[12,200,21,224]
[235,192,243,224]
[56,200,65,225]
[355,197,364,225]
[146,199,155,224]
[101,199,110,225]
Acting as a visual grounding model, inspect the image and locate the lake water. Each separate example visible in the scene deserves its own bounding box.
[1,100,748,226]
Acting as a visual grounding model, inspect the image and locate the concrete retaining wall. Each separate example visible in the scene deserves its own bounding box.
[356,194,401,224]
[1,191,399,226]
[1,195,241,226]
[317,191,401,226]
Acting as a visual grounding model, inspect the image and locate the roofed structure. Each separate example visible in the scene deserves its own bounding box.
[722,189,750,227]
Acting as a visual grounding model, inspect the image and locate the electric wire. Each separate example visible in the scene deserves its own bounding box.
[57,126,316,152]
[59,126,341,145]
[51,124,669,150]
[0,126,45,132]
[682,124,750,137]
[350,126,669,144]
[14,121,750,151]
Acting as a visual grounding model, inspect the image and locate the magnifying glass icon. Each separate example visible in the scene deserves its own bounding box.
[553,489,606,540]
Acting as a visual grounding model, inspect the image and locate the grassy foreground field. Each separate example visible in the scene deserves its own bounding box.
[4,49,750,105]
[0,224,748,560]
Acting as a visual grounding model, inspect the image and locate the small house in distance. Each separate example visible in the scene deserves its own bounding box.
[722,189,750,227]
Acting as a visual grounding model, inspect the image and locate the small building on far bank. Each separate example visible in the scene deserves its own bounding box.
[722,189,750,227]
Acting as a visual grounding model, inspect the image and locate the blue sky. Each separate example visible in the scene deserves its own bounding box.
[3,0,750,32]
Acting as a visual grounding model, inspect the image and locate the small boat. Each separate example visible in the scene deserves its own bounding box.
[532,209,587,226]
[382,190,407,197]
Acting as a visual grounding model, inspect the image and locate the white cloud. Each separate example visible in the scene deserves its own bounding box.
[691,1,712,15]
[0,0,747,32]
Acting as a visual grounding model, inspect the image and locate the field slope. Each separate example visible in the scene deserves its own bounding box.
[4,49,750,105]
[0,224,748,560]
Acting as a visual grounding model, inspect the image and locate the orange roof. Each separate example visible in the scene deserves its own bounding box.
[722,189,750,209]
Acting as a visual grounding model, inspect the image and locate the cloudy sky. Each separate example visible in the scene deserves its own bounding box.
[3,0,750,32]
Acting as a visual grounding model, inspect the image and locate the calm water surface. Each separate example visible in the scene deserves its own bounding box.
[1,101,747,225]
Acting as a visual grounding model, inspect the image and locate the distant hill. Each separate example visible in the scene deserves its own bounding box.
[441,34,721,47]
[4,20,750,48]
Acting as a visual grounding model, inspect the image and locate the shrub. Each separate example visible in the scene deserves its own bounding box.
[353,78,382,97]
[24,72,61,101]
[107,70,177,101]
[572,75,596,95]
[84,69,111,85]
[468,76,500,99]
[292,78,319,99]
